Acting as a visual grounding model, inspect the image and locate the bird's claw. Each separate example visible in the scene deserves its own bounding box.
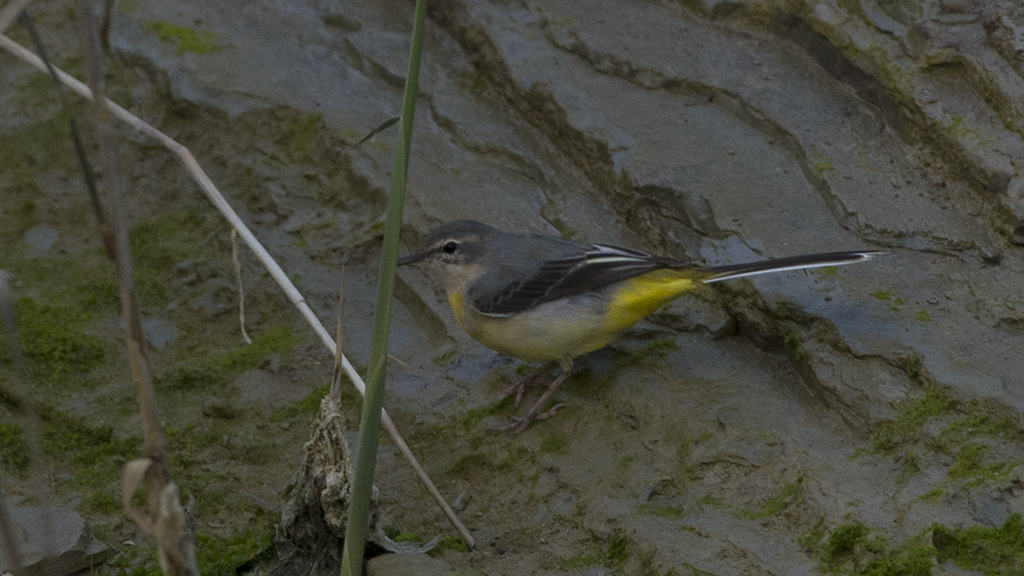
[489,403,568,436]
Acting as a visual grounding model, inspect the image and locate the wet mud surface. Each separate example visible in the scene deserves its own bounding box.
[4,0,1024,574]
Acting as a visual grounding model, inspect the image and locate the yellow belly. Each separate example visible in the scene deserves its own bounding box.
[447,269,703,362]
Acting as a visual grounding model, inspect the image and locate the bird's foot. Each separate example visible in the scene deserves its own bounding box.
[491,403,567,436]
[494,360,558,412]
[489,358,573,435]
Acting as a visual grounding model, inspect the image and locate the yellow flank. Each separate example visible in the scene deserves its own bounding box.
[448,291,467,326]
[603,269,702,332]
[445,268,708,363]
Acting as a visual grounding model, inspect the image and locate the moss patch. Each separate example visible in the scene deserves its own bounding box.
[933,513,1024,574]
[446,452,490,475]
[116,521,274,576]
[195,526,274,576]
[426,534,470,557]
[947,443,1018,486]
[156,326,300,391]
[36,407,140,502]
[0,422,30,476]
[270,383,330,421]
[130,208,217,306]
[279,113,325,163]
[743,475,804,518]
[872,388,956,453]
[146,22,220,55]
[560,529,633,568]
[539,434,568,454]
[10,297,104,383]
[821,523,932,575]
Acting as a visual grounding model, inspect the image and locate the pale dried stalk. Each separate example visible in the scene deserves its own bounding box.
[0,32,474,549]
[231,229,253,345]
[75,1,198,572]
[331,269,345,403]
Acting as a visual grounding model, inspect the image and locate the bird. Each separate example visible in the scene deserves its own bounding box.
[398,220,882,435]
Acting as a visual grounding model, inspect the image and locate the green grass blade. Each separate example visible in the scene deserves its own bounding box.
[341,0,427,574]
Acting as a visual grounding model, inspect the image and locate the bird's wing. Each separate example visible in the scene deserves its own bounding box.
[471,244,690,315]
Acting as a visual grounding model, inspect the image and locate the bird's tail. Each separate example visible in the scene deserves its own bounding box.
[702,251,884,284]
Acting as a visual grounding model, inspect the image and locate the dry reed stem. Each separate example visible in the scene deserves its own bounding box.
[231,229,253,345]
[0,31,475,548]
[74,2,197,572]
[331,269,345,403]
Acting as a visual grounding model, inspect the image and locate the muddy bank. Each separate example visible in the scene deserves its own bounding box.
[3,0,1024,574]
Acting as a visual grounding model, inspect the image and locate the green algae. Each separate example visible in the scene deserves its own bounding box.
[116,520,274,576]
[130,208,217,306]
[916,488,944,502]
[195,525,274,576]
[0,115,69,206]
[743,475,804,519]
[948,443,1018,487]
[933,513,1024,575]
[539,433,568,454]
[279,112,325,163]
[822,523,933,576]
[270,383,330,421]
[902,355,923,380]
[146,21,220,55]
[446,452,490,475]
[0,422,30,476]
[383,525,421,542]
[896,452,922,485]
[426,534,470,556]
[560,529,632,569]
[9,297,104,383]
[27,405,141,508]
[449,396,512,435]
[872,388,956,453]
[814,515,1024,575]
[156,326,300,390]
[825,523,869,565]
[814,159,836,175]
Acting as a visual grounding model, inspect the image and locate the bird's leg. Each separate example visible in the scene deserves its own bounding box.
[494,357,574,436]
[495,360,559,412]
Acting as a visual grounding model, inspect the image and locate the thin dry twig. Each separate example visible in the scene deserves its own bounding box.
[231,229,253,345]
[0,31,475,548]
[330,268,345,403]
[73,1,197,572]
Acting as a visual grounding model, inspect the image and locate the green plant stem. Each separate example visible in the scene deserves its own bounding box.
[341,0,427,574]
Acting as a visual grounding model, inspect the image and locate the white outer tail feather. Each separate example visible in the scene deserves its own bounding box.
[702,251,885,284]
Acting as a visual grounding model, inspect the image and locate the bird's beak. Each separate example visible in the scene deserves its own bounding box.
[397,251,422,266]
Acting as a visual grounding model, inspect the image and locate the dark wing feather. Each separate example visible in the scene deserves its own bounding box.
[473,244,689,315]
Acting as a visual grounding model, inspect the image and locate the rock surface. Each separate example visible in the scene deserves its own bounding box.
[0,506,112,576]
[3,0,1024,574]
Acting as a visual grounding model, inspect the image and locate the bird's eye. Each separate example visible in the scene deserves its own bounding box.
[443,241,458,254]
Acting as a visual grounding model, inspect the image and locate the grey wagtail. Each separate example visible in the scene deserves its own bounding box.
[398,220,882,435]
